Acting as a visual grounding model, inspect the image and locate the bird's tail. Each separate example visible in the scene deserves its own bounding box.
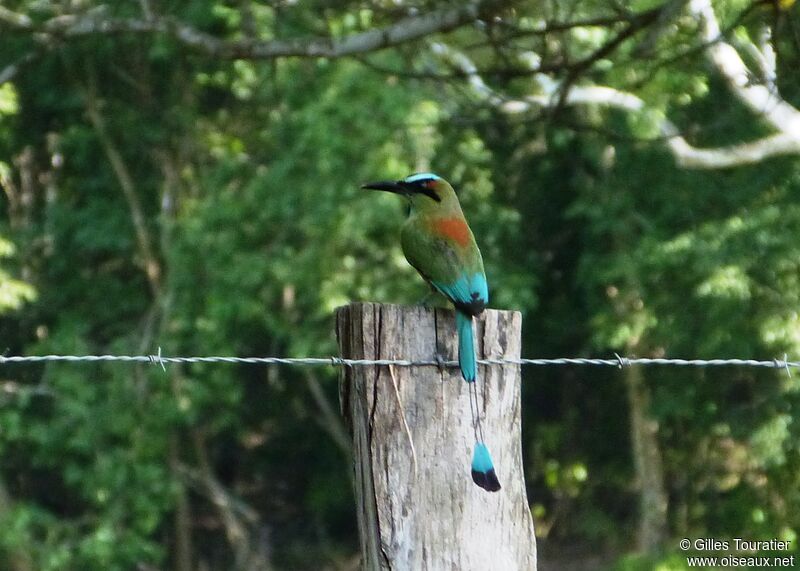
[456,310,477,382]
[457,311,501,492]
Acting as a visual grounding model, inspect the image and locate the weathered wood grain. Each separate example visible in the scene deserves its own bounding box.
[337,303,536,571]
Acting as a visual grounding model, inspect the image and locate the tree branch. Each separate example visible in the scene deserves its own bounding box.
[81,80,162,293]
[667,132,800,168]
[689,0,800,134]
[4,2,488,60]
[433,41,800,169]
[0,7,32,29]
[186,431,271,571]
[303,370,352,455]
[549,5,663,114]
[0,52,39,85]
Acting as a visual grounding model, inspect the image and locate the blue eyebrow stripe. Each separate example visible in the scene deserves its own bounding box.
[403,172,441,183]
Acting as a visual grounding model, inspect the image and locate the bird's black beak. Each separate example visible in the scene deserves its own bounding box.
[361,180,408,194]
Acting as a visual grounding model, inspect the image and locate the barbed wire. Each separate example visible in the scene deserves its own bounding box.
[0,350,796,375]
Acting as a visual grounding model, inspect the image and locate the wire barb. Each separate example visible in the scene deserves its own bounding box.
[148,346,167,371]
[778,353,792,378]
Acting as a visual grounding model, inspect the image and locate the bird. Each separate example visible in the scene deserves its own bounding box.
[362,172,501,492]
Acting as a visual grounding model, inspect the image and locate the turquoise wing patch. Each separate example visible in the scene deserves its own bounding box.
[432,272,488,315]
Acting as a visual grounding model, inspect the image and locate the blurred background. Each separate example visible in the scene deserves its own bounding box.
[1,0,799,569]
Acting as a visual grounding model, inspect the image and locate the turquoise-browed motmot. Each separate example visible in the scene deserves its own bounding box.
[362,172,501,492]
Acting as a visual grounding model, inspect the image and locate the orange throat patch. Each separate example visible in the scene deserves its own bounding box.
[433,217,470,247]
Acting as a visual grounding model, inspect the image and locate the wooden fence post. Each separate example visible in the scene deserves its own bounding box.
[336,303,537,571]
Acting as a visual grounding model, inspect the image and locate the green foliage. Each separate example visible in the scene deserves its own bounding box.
[1,0,799,569]
[0,237,35,311]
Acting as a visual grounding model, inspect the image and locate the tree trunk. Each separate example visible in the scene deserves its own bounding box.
[0,476,33,571]
[336,303,536,571]
[625,364,668,552]
[169,435,194,571]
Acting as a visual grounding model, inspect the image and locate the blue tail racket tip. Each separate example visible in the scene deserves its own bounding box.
[471,441,501,492]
